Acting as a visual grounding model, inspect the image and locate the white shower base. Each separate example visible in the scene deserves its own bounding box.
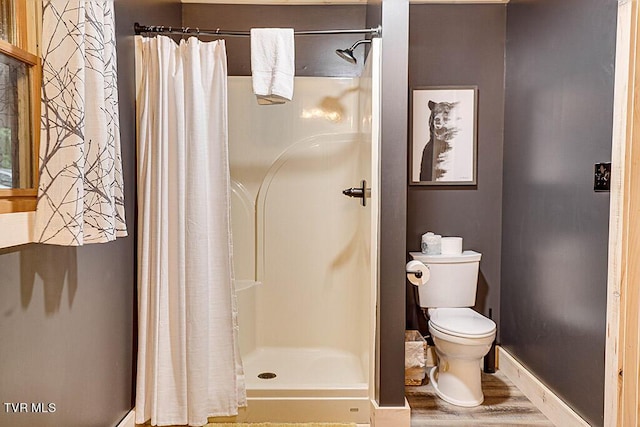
[244,346,367,392]
[233,347,370,423]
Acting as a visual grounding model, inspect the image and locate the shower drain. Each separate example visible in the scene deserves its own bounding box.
[257,372,277,379]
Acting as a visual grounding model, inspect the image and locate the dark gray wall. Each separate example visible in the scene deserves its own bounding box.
[374,0,409,407]
[502,1,616,425]
[406,4,506,338]
[182,4,366,77]
[0,1,181,426]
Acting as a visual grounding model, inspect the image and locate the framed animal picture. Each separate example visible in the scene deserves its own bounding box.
[410,86,478,185]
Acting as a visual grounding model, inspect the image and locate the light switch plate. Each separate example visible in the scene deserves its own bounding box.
[594,162,611,192]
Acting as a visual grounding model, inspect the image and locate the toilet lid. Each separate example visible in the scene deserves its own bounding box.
[429,308,496,338]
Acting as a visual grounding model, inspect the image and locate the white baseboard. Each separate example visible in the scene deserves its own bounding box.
[370,398,410,427]
[497,347,589,427]
[116,409,136,427]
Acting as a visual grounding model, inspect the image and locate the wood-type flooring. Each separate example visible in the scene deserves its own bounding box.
[407,369,555,426]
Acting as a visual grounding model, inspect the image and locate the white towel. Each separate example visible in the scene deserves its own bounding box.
[250,28,295,105]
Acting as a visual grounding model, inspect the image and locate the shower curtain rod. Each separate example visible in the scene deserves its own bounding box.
[134,22,381,38]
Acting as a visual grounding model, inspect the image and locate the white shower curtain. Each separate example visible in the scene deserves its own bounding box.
[135,35,246,426]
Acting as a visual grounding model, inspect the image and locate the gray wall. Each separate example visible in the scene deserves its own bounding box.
[0,1,181,426]
[406,4,506,337]
[501,1,616,425]
[182,4,367,77]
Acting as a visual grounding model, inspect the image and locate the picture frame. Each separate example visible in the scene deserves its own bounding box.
[410,86,478,186]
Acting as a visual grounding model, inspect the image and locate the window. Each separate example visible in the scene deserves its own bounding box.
[0,0,40,213]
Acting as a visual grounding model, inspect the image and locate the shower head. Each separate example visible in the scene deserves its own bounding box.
[336,47,357,64]
[335,39,371,64]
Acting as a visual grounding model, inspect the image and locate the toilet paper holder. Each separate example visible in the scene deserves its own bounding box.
[406,260,430,286]
[406,269,424,278]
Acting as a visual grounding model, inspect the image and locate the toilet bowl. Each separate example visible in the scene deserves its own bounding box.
[427,307,496,407]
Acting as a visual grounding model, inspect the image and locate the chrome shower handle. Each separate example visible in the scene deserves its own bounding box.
[342,187,364,197]
[342,180,370,206]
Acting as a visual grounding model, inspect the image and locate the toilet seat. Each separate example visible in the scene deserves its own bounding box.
[428,307,496,339]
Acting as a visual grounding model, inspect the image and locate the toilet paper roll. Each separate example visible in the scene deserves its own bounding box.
[441,237,463,255]
[421,232,434,253]
[421,232,442,254]
[426,234,442,255]
[406,260,430,286]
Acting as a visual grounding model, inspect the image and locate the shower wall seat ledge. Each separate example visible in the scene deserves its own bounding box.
[234,279,261,292]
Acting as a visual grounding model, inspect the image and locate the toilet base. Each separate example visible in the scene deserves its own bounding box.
[429,365,484,407]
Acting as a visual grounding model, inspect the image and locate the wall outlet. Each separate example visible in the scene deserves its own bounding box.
[594,162,611,192]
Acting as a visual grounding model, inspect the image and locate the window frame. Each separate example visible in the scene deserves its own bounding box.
[0,0,41,213]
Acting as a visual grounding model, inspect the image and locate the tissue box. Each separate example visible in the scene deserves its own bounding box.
[405,330,427,385]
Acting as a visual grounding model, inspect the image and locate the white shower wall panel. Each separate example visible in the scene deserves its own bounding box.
[356,41,380,395]
[228,77,359,204]
[228,77,368,357]
[256,133,365,352]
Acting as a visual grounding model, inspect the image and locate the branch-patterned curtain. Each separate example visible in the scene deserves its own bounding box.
[35,0,126,245]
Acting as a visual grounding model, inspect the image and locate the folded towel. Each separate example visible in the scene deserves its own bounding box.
[250,28,295,105]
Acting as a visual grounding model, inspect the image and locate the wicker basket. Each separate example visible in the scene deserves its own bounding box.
[405,330,427,385]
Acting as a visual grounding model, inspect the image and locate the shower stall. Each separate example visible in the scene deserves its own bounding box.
[134,30,381,423]
[228,40,380,423]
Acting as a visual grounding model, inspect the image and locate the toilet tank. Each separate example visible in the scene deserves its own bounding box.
[409,251,481,308]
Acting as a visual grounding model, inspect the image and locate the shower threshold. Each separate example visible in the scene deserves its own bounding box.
[233,346,370,423]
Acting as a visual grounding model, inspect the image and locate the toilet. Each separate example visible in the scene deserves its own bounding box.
[409,250,496,407]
